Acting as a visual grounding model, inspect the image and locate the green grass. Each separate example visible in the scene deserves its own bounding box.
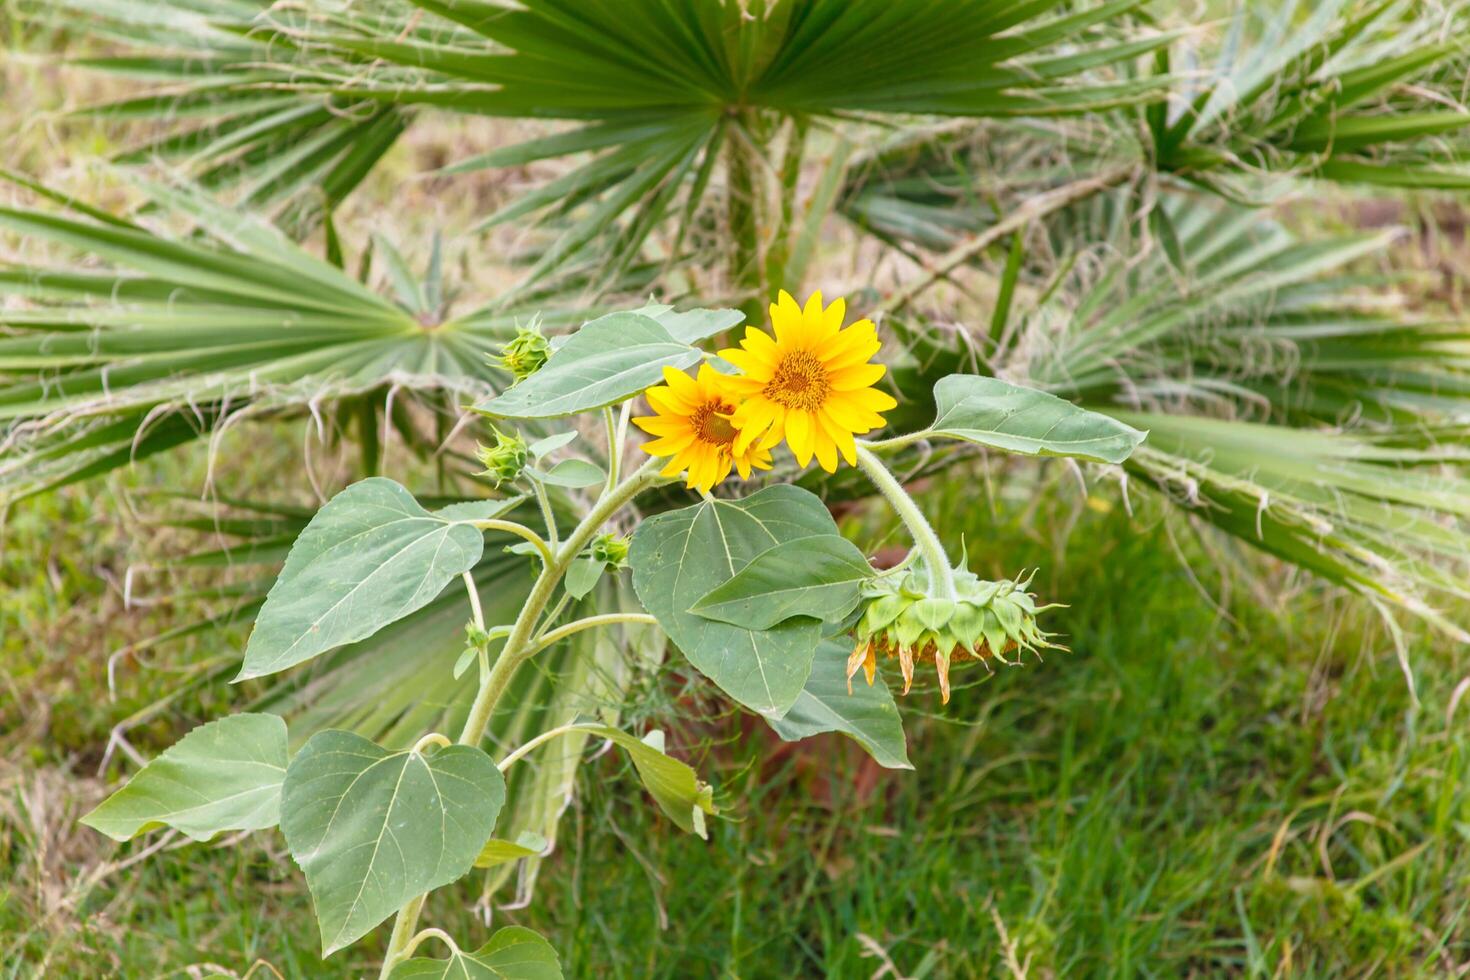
[4,461,1465,978]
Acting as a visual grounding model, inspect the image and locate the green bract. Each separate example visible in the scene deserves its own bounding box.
[477,427,531,487]
[493,322,552,382]
[849,566,1062,704]
[590,532,630,569]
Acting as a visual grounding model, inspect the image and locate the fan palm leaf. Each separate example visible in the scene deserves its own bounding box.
[24,0,1176,298]
[0,174,562,500]
[885,191,1470,636]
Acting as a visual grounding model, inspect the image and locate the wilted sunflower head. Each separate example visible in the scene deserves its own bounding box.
[848,565,1062,703]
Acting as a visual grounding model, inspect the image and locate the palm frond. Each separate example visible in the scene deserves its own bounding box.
[26,0,1175,293]
[884,189,1470,635]
[16,0,415,235]
[1153,0,1470,193]
[0,174,556,501]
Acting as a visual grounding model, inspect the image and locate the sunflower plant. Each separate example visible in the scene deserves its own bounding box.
[77,292,1144,975]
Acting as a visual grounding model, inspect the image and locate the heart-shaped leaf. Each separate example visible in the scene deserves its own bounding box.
[765,640,912,770]
[239,480,518,679]
[281,731,506,955]
[476,311,701,419]
[929,374,1146,464]
[630,486,838,715]
[82,713,289,842]
[388,926,561,980]
[690,535,873,630]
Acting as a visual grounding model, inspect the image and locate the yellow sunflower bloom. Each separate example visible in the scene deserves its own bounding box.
[719,290,897,472]
[633,363,773,492]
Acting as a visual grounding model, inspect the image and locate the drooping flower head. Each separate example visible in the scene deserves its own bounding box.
[720,291,897,472]
[633,363,773,493]
[848,566,1062,703]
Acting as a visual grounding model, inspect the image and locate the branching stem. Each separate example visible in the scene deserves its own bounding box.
[378,456,664,973]
[524,613,658,659]
[470,519,553,566]
[496,721,605,772]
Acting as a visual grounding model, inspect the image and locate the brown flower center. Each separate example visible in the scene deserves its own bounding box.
[763,350,830,411]
[692,401,738,447]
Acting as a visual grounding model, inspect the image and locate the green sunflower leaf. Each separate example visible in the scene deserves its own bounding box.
[476,311,702,420]
[81,713,289,842]
[526,458,606,489]
[387,926,562,980]
[281,731,505,956]
[928,375,1147,465]
[563,557,604,600]
[583,726,717,838]
[239,480,519,680]
[474,831,548,870]
[630,485,838,715]
[690,535,874,630]
[640,304,744,345]
[766,640,912,770]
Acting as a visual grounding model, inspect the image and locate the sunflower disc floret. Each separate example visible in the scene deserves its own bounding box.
[848,567,1061,704]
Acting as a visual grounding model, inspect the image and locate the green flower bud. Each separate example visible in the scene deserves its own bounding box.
[476,426,529,488]
[590,532,630,569]
[848,566,1061,703]
[492,322,551,382]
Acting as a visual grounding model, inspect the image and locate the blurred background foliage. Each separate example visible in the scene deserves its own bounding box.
[3,0,1470,975]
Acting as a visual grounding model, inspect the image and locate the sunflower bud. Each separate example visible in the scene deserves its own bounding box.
[493,323,551,382]
[476,427,529,488]
[591,532,630,569]
[847,566,1060,703]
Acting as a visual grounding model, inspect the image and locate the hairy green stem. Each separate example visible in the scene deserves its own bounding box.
[461,572,485,631]
[378,894,425,979]
[603,407,620,495]
[854,443,956,599]
[531,481,559,548]
[496,721,605,772]
[524,612,658,659]
[378,457,664,973]
[858,429,932,454]
[470,519,553,566]
[401,927,459,960]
